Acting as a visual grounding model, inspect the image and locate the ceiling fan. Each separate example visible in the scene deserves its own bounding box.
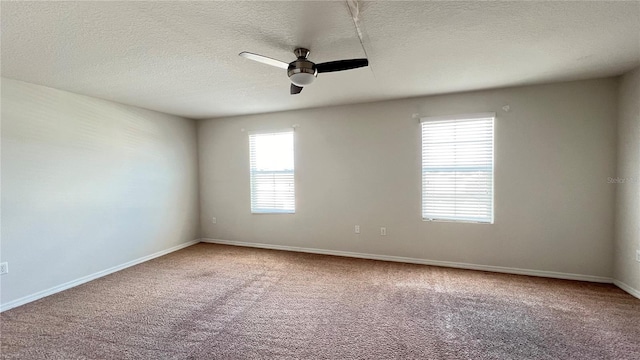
[239,48,369,95]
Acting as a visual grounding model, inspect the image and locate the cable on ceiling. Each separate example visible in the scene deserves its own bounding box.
[346,0,375,78]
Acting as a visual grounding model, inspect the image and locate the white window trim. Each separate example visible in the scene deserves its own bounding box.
[420,112,495,224]
[420,112,496,124]
[247,128,296,136]
[249,128,295,214]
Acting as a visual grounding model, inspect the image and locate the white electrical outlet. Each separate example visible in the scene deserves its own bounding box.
[380,227,387,236]
[211,217,217,224]
[0,262,8,275]
[354,225,360,234]
[636,250,640,263]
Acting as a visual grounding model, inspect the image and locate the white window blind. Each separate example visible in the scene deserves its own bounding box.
[421,113,495,223]
[249,130,295,214]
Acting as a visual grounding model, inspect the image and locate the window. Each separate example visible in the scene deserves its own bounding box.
[249,130,295,213]
[421,113,495,223]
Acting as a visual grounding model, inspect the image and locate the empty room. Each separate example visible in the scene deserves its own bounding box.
[1,1,639,359]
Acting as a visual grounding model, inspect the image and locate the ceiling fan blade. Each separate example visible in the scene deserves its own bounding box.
[316,59,369,73]
[239,52,289,69]
[291,84,303,95]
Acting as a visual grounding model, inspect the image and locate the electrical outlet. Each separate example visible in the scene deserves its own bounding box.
[636,250,640,263]
[0,262,8,275]
[380,227,387,236]
[211,217,217,224]
[354,225,360,234]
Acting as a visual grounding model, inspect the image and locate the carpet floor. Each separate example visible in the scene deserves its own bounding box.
[1,243,639,359]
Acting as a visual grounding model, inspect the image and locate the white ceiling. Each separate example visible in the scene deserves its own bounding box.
[2,1,639,119]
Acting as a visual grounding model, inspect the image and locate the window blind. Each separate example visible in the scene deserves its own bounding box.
[249,130,295,214]
[421,113,495,223]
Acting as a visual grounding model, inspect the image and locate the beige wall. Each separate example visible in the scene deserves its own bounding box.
[0,78,200,306]
[614,67,640,292]
[199,78,618,278]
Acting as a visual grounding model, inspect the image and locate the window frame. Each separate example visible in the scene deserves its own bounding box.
[420,112,495,224]
[248,129,296,214]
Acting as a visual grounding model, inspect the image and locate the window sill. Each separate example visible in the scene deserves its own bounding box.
[422,218,493,224]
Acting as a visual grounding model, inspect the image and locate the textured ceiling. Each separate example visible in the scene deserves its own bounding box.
[2,1,639,119]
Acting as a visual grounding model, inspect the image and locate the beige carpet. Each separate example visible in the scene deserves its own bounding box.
[1,243,639,359]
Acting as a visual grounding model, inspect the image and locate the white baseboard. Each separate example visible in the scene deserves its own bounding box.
[613,280,640,300]
[200,238,613,284]
[0,239,200,312]
[4,238,635,313]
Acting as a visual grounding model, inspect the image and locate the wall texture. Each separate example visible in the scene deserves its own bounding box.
[614,67,640,293]
[1,78,200,307]
[199,78,618,279]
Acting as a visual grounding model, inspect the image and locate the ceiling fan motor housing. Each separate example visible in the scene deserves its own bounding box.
[288,48,317,87]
